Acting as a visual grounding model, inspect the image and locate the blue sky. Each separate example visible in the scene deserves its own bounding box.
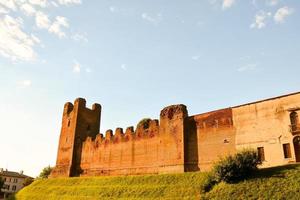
[0,0,299,176]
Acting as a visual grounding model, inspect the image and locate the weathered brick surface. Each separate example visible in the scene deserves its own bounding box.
[186,108,236,171]
[51,92,300,177]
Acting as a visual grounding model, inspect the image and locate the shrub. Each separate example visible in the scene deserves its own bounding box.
[213,149,260,183]
[201,149,260,193]
[200,173,217,193]
[37,166,53,179]
[137,118,151,129]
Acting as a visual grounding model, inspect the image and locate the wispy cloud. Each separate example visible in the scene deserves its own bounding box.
[192,55,201,61]
[20,3,36,16]
[71,32,88,42]
[73,60,81,73]
[250,11,272,29]
[73,60,91,73]
[35,11,51,29]
[0,0,81,62]
[266,0,279,6]
[57,0,81,6]
[29,0,47,8]
[109,6,118,13]
[274,6,294,23]
[17,80,32,88]
[0,15,40,62]
[121,64,127,70]
[222,0,236,10]
[48,16,69,38]
[237,63,258,72]
[141,13,162,25]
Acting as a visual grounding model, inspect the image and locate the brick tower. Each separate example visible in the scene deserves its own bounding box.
[50,98,101,177]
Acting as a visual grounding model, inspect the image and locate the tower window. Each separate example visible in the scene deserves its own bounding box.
[290,112,299,125]
[283,143,291,158]
[87,125,91,131]
[257,147,265,162]
[67,120,71,127]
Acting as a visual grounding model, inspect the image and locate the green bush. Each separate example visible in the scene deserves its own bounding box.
[202,149,260,193]
[37,166,53,179]
[137,118,151,129]
[213,149,260,183]
[200,173,217,193]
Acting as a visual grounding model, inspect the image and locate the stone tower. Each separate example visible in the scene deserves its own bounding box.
[158,104,188,173]
[51,98,101,177]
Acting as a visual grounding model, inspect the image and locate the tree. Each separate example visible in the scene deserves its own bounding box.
[0,177,4,189]
[37,166,53,179]
[23,177,34,187]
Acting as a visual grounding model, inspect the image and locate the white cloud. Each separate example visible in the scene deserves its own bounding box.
[20,3,36,16]
[35,11,51,29]
[29,0,47,7]
[0,15,39,61]
[0,0,81,62]
[72,60,91,73]
[121,64,127,70]
[109,6,117,13]
[58,0,81,6]
[266,0,279,6]
[48,16,69,38]
[51,1,59,7]
[31,33,41,44]
[18,80,32,88]
[0,0,17,11]
[250,11,271,29]
[0,5,9,14]
[71,32,88,42]
[192,55,201,61]
[237,63,258,72]
[239,55,251,61]
[73,60,80,73]
[274,6,294,23]
[141,13,162,25]
[222,0,236,10]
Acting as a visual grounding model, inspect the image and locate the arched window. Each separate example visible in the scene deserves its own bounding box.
[290,112,299,132]
[290,112,298,125]
[293,136,300,162]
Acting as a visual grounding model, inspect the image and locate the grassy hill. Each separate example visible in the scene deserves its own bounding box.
[15,164,300,200]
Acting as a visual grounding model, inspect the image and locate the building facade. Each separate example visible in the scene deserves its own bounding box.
[51,92,300,177]
[0,169,32,199]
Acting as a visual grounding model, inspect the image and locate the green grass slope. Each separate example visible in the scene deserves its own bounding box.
[15,172,206,200]
[15,164,300,200]
[202,164,300,200]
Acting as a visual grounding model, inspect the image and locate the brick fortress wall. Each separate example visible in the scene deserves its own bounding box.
[51,93,300,177]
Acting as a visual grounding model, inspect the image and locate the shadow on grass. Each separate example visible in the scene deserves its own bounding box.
[202,164,300,194]
[246,163,300,181]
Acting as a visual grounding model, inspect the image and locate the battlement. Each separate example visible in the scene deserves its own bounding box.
[83,119,160,146]
[63,98,101,114]
[51,101,190,177]
[160,104,188,120]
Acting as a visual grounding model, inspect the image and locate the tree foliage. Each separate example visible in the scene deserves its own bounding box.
[37,166,53,179]
[201,149,260,192]
[0,176,4,189]
[137,118,151,129]
[213,149,260,183]
[23,177,34,187]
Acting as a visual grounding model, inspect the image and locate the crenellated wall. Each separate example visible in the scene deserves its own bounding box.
[80,119,160,176]
[51,92,300,178]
